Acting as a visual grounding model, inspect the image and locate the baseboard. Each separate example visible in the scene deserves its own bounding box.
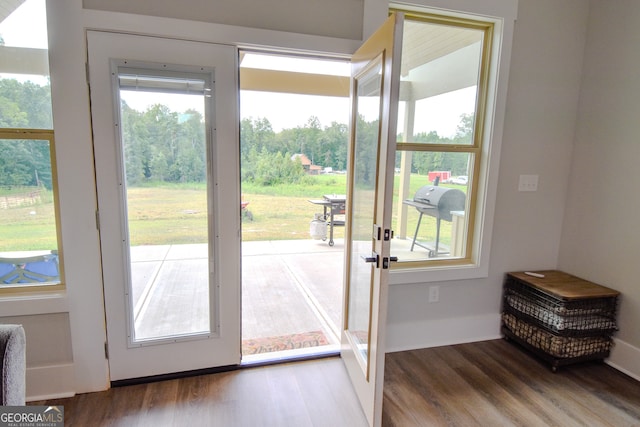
[386,317,640,383]
[26,363,75,402]
[605,338,640,381]
[385,313,502,353]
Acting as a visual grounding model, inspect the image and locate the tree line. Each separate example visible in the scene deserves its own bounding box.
[0,78,54,189]
[0,77,473,190]
[240,112,473,186]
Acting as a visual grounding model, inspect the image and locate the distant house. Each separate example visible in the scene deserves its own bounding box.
[291,153,322,175]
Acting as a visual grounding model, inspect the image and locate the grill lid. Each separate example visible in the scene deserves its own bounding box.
[413,186,465,221]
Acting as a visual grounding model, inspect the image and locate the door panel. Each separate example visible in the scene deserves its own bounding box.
[341,13,404,426]
[88,31,240,381]
[345,57,383,373]
[119,68,212,343]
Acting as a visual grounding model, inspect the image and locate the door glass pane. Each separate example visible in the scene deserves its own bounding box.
[390,14,489,266]
[0,137,61,287]
[346,58,383,370]
[118,69,211,342]
[392,150,472,261]
[0,0,53,130]
[396,19,484,145]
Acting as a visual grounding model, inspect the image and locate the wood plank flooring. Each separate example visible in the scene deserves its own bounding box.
[383,339,640,426]
[33,357,368,427]
[34,339,640,426]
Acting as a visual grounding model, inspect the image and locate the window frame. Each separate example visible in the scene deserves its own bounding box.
[388,7,501,282]
[0,128,65,294]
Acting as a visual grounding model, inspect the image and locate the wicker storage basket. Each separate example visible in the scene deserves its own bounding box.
[502,313,612,359]
[501,271,619,371]
[503,281,617,336]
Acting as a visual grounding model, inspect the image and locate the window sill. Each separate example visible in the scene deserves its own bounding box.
[389,261,488,285]
[0,291,69,317]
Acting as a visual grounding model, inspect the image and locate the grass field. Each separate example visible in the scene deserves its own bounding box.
[0,188,58,252]
[0,174,466,251]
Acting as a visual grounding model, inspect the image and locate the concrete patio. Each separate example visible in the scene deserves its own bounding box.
[127,235,439,360]
[129,238,346,358]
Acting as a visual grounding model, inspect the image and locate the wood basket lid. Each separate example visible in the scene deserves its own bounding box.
[507,270,620,300]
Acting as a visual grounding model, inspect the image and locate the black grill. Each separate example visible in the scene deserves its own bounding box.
[404,186,466,256]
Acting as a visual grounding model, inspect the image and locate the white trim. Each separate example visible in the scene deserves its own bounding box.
[47,0,109,394]
[385,313,501,353]
[81,9,360,58]
[390,263,487,284]
[606,338,640,382]
[386,321,640,384]
[0,293,68,316]
[391,0,518,20]
[26,363,76,402]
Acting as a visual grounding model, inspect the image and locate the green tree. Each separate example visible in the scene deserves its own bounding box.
[322,121,349,171]
[353,114,379,187]
[0,139,52,188]
[454,113,474,145]
[254,149,305,186]
[120,102,209,185]
[0,140,32,186]
[0,78,52,128]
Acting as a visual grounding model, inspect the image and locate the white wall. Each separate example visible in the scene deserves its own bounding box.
[559,0,640,379]
[82,0,365,40]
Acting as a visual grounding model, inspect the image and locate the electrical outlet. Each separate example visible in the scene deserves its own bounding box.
[428,286,439,303]
[518,174,539,192]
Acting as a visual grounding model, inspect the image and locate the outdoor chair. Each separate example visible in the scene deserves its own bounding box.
[0,252,60,285]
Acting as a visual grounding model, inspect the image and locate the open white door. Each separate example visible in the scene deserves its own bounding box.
[341,13,403,426]
[88,31,241,381]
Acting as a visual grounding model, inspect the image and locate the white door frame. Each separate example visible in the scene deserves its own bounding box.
[87,30,241,381]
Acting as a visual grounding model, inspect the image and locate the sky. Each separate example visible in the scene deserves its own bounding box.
[0,0,48,84]
[0,0,476,138]
[0,0,47,49]
[239,85,475,137]
[238,53,476,136]
[125,75,475,137]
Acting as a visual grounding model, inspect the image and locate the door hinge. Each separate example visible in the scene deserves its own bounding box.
[104,342,109,359]
[85,62,90,85]
[95,210,100,231]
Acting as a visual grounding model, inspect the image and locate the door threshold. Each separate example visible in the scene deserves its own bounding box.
[111,345,340,387]
[111,364,240,388]
[241,344,340,368]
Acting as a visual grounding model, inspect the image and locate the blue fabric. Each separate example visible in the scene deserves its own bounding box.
[0,253,59,284]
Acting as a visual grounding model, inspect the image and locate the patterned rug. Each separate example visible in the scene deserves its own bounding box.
[242,330,330,355]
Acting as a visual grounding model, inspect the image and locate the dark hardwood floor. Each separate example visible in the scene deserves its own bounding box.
[34,339,640,426]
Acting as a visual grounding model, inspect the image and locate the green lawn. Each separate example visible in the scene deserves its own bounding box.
[0,188,59,252]
[0,174,466,251]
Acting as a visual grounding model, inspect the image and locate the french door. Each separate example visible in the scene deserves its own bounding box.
[341,13,404,426]
[88,31,241,381]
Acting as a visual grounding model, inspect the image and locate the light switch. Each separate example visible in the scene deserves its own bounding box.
[518,174,539,192]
